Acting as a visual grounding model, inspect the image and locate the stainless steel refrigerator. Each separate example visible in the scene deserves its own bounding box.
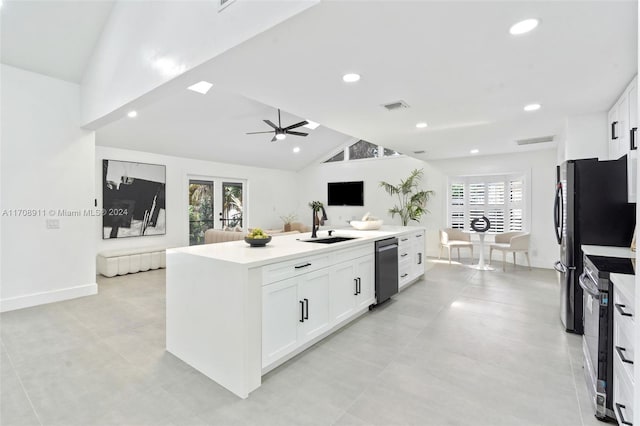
[553,156,635,334]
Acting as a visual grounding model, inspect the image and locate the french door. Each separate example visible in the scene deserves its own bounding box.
[188,178,245,245]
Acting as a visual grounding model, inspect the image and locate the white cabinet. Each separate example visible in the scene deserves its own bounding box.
[354,255,374,310]
[262,268,330,367]
[612,274,635,426]
[607,75,638,202]
[398,230,426,290]
[329,254,374,324]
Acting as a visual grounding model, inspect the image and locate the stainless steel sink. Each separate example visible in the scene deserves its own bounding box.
[301,236,358,244]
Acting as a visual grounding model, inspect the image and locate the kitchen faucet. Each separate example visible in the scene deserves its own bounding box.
[310,203,328,238]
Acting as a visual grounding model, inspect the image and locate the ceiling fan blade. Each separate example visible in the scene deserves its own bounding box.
[263,120,278,129]
[286,131,309,137]
[283,121,309,131]
[271,135,277,142]
[278,109,282,128]
[246,131,275,134]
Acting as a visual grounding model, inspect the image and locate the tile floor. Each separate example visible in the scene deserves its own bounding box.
[1,259,602,426]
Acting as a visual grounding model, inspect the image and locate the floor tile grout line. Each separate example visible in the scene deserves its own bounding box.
[565,338,588,426]
[1,340,44,426]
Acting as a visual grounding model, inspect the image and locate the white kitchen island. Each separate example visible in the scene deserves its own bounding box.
[166,226,425,398]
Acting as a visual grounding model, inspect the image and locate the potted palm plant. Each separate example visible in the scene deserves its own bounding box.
[379,169,434,226]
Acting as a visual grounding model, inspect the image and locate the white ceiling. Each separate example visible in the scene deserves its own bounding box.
[188,0,637,159]
[96,87,354,171]
[0,0,114,83]
[2,1,637,166]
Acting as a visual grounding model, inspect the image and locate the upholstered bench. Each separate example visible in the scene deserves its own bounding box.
[97,246,166,277]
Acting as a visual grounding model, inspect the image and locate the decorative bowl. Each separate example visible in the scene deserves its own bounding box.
[349,220,384,230]
[244,236,272,247]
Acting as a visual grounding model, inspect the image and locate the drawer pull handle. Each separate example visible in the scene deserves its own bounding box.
[615,303,633,317]
[401,273,409,278]
[401,238,409,242]
[616,403,633,425]
[616,346,634,364]
[294,263,312,269]
[401,253,408,257]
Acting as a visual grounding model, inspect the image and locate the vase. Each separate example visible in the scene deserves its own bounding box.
[284,223,292,232]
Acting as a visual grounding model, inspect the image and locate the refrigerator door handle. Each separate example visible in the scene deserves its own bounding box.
[578,273,600,299]
[553,261,574,273]
[554,183,563,244]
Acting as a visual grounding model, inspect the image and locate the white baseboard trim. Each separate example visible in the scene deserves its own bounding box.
[0,283,98,312]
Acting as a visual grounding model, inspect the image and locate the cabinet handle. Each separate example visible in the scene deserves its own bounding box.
[299,300,305,323]
[354,278,359,296]
[418,253,423,265]
[631,127,638,150]
[615,403,633,425]
[357,277,361,295]
[401,238,409,242]
[612,121,619,140]
[416,234,423,238]
[304,298,309,320]
[401,253,408,257]
[294,263,312,269]
[401,273,408,278]
[616,346,634,364]
[615,303,633,317]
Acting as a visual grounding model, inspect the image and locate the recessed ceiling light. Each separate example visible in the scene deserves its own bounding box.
[303,120,320,130]
[187,81,213,95]
[275,133,286,141]
[342,73,361,83]
[509,18,539,35]
[293,147,300,153]
[523,103,541,112]
[470,149,479,154]
[416,122,428,129]
[127,110,138,118]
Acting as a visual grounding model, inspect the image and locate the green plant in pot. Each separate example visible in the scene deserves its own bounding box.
[379,169,435,226]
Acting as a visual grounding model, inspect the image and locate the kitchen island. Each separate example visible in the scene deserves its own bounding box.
[166,226,425,398]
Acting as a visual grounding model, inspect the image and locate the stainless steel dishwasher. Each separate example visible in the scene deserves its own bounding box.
[373,237,399,307]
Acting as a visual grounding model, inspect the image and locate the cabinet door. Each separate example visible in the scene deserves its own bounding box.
[618,91,629,156]
[330,261,357,324]
[262,278,300,367]
[413,232,426,279]
[609,104,620,159]
[298,269,331,344]
[355,255,375,309]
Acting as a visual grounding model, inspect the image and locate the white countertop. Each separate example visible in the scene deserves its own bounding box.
[610,273,635,290]
[168,225,421,267]
[581,245,636,259]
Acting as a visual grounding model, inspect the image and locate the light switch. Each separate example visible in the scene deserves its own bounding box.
[46,219,60,229]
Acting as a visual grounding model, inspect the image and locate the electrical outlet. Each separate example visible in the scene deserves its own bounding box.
[46,219,60,229]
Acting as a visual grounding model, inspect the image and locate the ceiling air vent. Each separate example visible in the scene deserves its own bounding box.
[382,100,410,111]
[413,150,426,154]
[516,135,555,146]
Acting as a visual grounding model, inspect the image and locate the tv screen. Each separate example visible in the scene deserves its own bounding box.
[328,181,364,206]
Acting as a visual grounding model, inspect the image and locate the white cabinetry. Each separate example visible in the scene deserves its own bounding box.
[612,274,635,426]
[608,75,638,202]
[262,245,374,370]
[398,230,426,290]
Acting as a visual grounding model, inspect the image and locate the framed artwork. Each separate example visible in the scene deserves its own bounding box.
[102,159,166,239]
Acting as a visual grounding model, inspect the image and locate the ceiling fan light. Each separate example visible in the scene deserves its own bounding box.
[275,133,286,140]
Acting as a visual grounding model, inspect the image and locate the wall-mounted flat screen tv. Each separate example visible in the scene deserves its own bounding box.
[328,181,364,206]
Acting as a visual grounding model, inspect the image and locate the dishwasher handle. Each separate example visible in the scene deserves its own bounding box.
[377,244,398,253]
[578,273,600,299]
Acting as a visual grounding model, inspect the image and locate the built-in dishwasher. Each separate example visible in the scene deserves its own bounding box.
[374,237,399,306]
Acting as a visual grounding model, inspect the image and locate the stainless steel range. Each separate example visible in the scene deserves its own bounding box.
[581,254,635,421]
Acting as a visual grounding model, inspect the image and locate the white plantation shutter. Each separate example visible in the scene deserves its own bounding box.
[448,174,527,233]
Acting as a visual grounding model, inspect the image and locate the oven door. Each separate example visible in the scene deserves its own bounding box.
[579,269,612,419]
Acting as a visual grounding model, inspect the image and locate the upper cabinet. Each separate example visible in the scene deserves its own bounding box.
[608,75,638,203]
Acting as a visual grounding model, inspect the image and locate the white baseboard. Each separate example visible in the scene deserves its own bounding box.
[0,283,98,312]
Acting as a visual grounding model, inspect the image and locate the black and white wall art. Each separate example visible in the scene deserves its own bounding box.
[102,159,166,239]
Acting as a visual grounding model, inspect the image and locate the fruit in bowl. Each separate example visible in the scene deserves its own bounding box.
[244,228,272,247]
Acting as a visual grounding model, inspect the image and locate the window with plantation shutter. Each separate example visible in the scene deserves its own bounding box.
[447,174,528,234]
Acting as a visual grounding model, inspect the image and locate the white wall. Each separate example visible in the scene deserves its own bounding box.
[1,65,97,312]
[557,112,608,164]
[297,149,558,269]
[82,0,319,127]
[95,146,299,253]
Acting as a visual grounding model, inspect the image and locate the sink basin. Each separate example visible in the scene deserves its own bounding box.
[301,236,358,244]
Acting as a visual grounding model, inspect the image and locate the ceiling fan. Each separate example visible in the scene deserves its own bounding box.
[246,109,309,142]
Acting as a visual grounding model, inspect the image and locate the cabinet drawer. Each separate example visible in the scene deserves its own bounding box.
[262,254,330,285]
[615,318,635,385]
[614,355,635,426]
[398,235,411,246]
[332,244,372,263]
